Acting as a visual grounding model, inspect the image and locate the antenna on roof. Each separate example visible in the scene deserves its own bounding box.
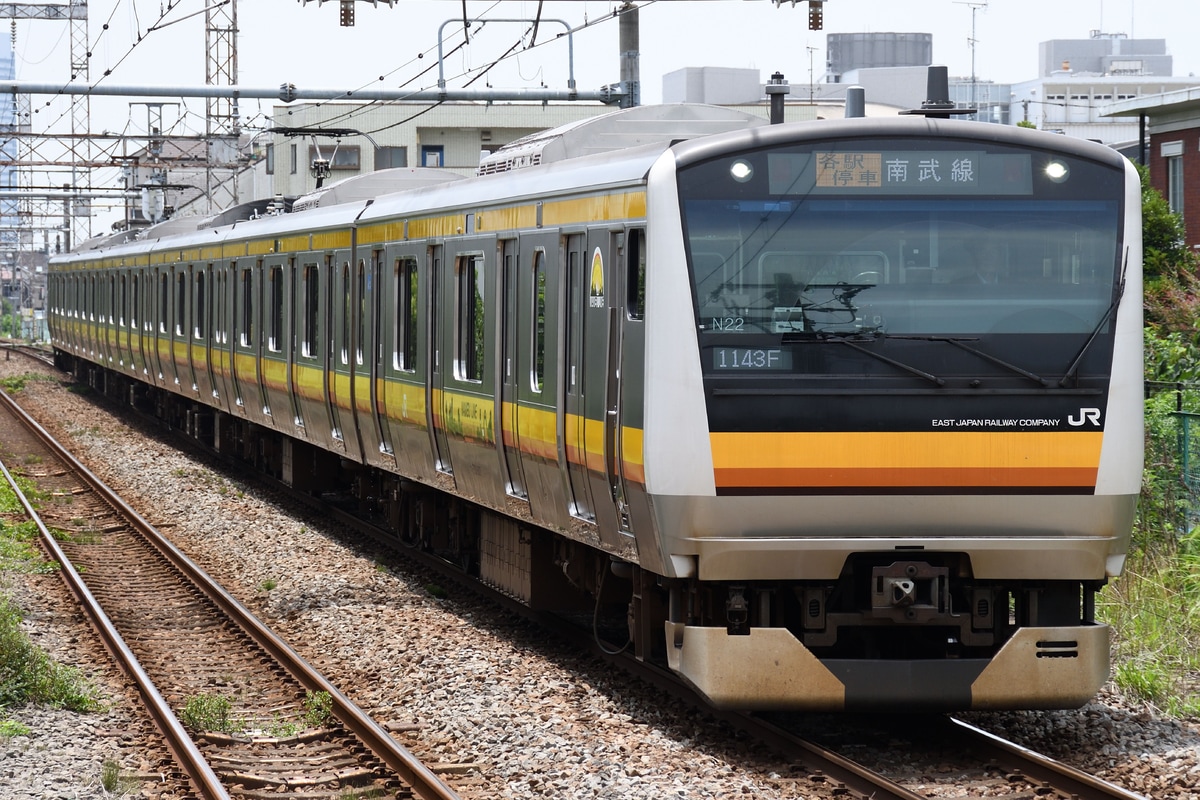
[900,66,977,118]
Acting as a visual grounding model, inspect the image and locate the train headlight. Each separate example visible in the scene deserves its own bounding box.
[1044,160,1070,183]
[730,159,754,183]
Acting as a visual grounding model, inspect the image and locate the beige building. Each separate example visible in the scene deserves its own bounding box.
[246,101,615,201]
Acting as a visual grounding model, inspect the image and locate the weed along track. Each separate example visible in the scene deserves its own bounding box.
[0,384,460,800]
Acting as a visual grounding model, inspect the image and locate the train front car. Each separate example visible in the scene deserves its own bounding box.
[640,119,1142,711]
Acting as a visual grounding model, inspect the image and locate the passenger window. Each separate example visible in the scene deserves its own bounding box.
[627,228,646,320]
[175,272,186,336]
[532,251,546,393]
[394,257,418,372]
[239,268,254,348]
[302,264,319,358]
[268,265,283,353]
[455,254,485,382]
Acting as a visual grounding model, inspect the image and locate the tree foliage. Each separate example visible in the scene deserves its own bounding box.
[1141,164,1200,333]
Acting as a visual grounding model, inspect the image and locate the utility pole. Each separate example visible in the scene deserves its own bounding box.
[954,0,987,118]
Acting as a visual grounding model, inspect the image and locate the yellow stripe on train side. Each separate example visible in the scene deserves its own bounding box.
[541,192,647,226]
[710,430,1104,489]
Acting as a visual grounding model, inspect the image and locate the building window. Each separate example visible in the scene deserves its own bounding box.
[421,145,444,168]
[290,143,298,175]
[1168,156,1184,216]
[265,144,275,175]
[375,146,408,170]
[309,145,361,170]
[1163,141,1185,215]
[1110,60,1145,75]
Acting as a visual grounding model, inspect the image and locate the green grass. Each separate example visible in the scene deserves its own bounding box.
[0,471,45,515]
[0,718,30,738]
[302,690,333,728]
[0,594,100,712]
[100,758,139,795]
[180,693,235,734]
[1099,541,1200,717]
[0,373,55,395]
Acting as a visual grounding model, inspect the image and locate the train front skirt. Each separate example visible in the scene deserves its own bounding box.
[665,622,1109,711]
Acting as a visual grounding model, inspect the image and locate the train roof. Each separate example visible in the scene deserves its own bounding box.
[291,167,464,212]
[475,103,767,175]
[55,110,1132,267]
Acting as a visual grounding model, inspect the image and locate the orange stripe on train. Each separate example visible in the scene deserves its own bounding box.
[711,430,1103,489]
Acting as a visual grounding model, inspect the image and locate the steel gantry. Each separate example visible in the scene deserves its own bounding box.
[2,1,90,249]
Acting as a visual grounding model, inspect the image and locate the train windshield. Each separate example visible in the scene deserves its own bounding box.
[679,137,1124,340]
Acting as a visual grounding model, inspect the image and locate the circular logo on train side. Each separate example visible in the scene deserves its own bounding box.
[590,247,606,308]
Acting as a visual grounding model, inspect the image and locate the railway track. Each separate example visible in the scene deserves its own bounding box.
[0,383,461,800]
[0,349,1164,798]
[1,340,55,368]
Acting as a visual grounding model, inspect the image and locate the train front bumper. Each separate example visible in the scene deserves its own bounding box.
[665,622,1110,711]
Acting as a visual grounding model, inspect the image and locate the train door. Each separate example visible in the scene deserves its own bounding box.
[425,243,452,476]
[514,232,571,529]
[618,228,649,540]
[286,258,306,434]
[211,263,225,402]
[498,237,528,500]
[231,262,267,423]
[98,273,113,367]
[381,249,436,481]
[261,260,291,426]
[321,254,345,448]
[116,271,129,370]
[148,268,166,386]
[164,267,186,391]
[192,264,215,399]
[581,228,622,542]
[602,231,632,535]
[561,232,595,521]
[367,248,395,466]
[350,251,391,468]
[128,268,145,378]
[97,273,110,366]
[175,267,194,393]
[329,255,364,461]
[209,263,231,407]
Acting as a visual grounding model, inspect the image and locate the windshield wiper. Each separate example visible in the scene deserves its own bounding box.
[932,336,1047,387]
[827,335,946,386]
[838,332,1048,387]
[1060,250,1127,387]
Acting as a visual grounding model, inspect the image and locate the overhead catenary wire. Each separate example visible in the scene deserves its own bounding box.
[274,2,652,137]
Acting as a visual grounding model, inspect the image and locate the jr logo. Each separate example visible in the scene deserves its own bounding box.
[1068,407,1102,427]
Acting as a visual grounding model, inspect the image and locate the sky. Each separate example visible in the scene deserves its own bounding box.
[8,0,1200,234]
[9,0,1200,143]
